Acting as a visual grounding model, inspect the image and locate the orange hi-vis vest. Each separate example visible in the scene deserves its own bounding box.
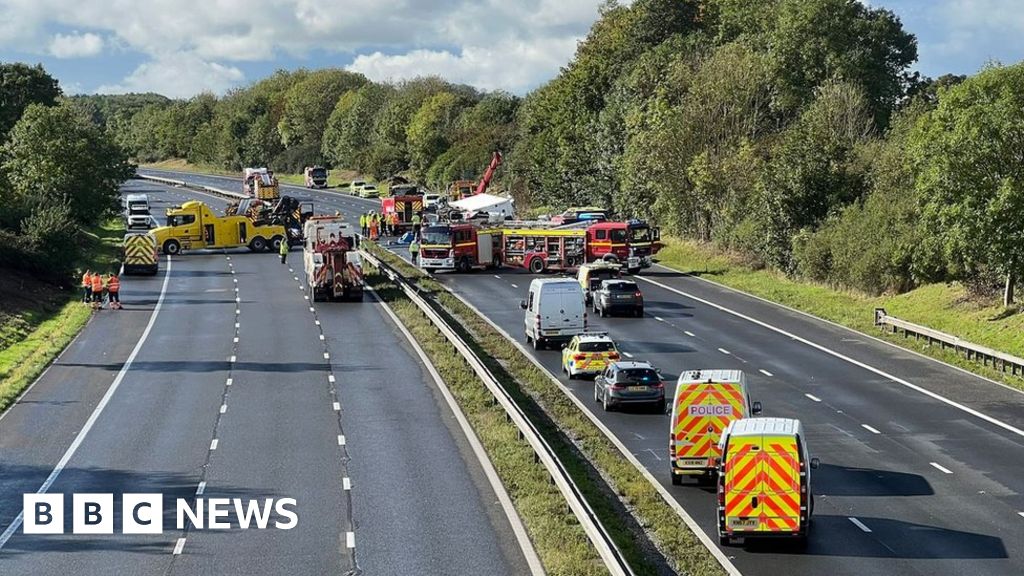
[107,276,120,293]
[91,274,103,292]
[82,273,91,288]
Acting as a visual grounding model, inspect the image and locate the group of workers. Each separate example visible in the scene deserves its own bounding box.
[81,270,121,310]
[359,211,424,240]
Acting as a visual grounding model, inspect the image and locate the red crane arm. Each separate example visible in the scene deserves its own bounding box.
[474,150,503,196]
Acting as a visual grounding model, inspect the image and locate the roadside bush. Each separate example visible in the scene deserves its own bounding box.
[18,202,81,280]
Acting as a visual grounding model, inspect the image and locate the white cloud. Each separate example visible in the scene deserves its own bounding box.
[0,0,608,96]
[96,52,244,98]
[48,31,103,58]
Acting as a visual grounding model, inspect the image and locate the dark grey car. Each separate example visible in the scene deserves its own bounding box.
[594,361,666,412]
[593,280,643,317]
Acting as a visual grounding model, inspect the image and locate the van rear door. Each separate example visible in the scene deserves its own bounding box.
[723,435,762,534]
[757,436,801,534]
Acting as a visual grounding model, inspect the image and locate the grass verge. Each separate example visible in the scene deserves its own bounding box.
[656,237,1024,390]
[0,219,124,412]
[364,269,609,576]
[365,243,726,576]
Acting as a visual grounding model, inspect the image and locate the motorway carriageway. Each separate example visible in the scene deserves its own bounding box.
[142,168,1024,576]
[0,179,532,575]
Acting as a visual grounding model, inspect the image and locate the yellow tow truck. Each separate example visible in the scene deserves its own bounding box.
[153,201,287,255]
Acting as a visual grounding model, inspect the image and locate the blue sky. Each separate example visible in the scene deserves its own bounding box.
[0,1,1021,98]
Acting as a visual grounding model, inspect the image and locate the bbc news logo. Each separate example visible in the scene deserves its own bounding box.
[23,494,298,534]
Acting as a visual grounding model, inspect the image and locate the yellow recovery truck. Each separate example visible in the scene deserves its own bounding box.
[153,201,287,255]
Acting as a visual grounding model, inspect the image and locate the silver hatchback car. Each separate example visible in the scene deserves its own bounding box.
[594,361,666,412]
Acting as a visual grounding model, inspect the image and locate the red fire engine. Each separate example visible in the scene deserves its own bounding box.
[418,223,502,272]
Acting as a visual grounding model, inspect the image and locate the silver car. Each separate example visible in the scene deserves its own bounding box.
[594,361,665,412]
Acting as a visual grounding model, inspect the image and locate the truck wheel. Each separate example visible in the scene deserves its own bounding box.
[526,333,533,344]
[270,236,284,252]
[491,255,501,269]
[671,472,682,486]
[627,267,641,275]
[719,535,730,547]
[458,257,471,273]
[528,257,545,274]
[533,336,544,350]
[163,240,181,255]
[249,236,267,252]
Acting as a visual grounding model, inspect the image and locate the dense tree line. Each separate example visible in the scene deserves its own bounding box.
[92,0,1024,304]
[0,64,134,282]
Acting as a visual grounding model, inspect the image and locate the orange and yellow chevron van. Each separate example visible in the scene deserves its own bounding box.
[716,417,818,547]
[669,370,760,485]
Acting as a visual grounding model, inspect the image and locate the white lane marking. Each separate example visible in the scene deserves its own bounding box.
[328,375,336,383]
[346,532,355,549]
[343,477,351,490]
[861,424,881,434]
[173,537,186,555]
[805,393,822,402]
[233,337,239,343]
[759,369,773,377]
[196,481,206,495]
[220,404,227,414]
[654,316,665,322]
[0,256,173,550]
[309,307,315,312]
[511,283,518,289]
[235,308,240,315]
[337,435,346,446]
[636,275,1024,441]
[210,439,219,450]
[225,257,231,261]
[622,351,634,358]
[235,322,239,329]
[288,268,293,273]
[718,348,731,355]
[293,276,299,281]
[930,462,953,474]
[319,334,325,340]
[1018,511,1024,519]
[684,330,695,337]
[226,378,233,387]
[235,297,240,303]
[333,402,341,411]
[304,295,309,300]
[233,278,237,283]
[644,448,663,461]
[315,320,321,326]
[230,355,236,363]
[494,275,501,279]
[849,517,872,533]
[324,352,330,359]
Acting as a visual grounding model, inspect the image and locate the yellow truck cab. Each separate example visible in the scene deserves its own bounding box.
[669,369,760,485]
[153,201,286,255]
[717,417,818,547]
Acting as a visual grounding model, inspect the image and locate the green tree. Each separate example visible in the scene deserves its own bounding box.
[406,91,469,177]
[278,69,367,150]
[2,103,134,226]
[0,63,62,137]
[322,83,394,170]
[911,63,1024,305]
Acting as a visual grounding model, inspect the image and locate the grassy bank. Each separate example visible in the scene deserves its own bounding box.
[365,243,726,576]
[656,237,1024,389]
[0,220,124,412]
[363,270,609,575]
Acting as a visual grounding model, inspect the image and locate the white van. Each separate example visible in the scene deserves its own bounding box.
[520,279,586,350]
[124,193,152,229]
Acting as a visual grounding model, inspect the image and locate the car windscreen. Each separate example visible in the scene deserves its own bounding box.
[630,227,652,242]
[618,368,659,383]
[578,341,614,352]
[311,168,327,177]
[607,282,638,292]
[421,227,452,245]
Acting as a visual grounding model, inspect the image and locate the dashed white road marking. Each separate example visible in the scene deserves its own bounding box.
[173,537,186,555]
[333,402,341,411]
[346,532,355,548]
[654,316,665,322]
[930,462,953,474]
[195,482,206,495]
[304,295,309,300]
[328,375,336,383]
[226,378,232,387]
[861,424,881,434]
[684,330,695,337]
[644,449,662,461]
[343,477,351,490]
[848,517,872,533]
[1018,511,1024,519]
[235,322,239,329]
[233,278,237,283]
[622,351,634,358]
[230,355,236,363]
[324,352,330,359]
[210,439,219,450]
[319,334,325,340]
[511,283,518,289]
[759,369,773,377]
[315,320,321,326]
[235,297,240,303]
[233,337,239,343]
[309,307,315,312]
[494,275,501,279]
[337,435,346,446]
[220,404,227,414]
[718,348,731,355]
[805,393,822,402]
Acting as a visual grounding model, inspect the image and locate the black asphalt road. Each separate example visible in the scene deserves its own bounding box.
[0,179,529,575]
[141,169,1024,576]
